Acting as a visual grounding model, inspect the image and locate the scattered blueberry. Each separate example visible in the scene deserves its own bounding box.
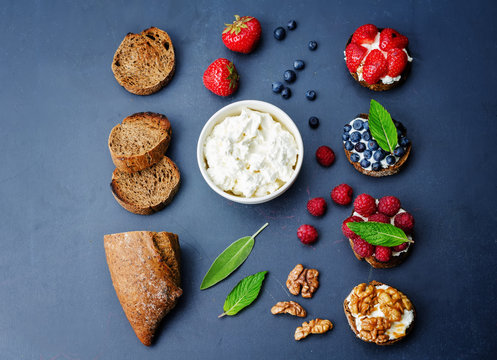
[309,116,319,129]
[363,150,372,159]
[360,159,371,168]
[287,20,297,30]
[394,147,405,157]
[386,155,396,165]
[363,121,369,131]
[362,131,371,141]
[368,140,379,151]
[281,87,291,99]
[293,60,305,70]
[342,133,350,141]
[272,81,284,93]
[373,149,386,161]
[400,137,410,147]
[308,40,318,51]
[354,143,366,152]
[350,153,360,162]
[345,141,354,151]
[350,131,362,143]
[305,90,316,101]
[344,124,352,133]
[284,70,296,83]
[274,27,286,40]
[352,119,364,130]
[372,162,382,171]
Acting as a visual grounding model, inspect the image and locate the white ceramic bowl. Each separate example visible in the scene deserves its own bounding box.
[197,100,304,204]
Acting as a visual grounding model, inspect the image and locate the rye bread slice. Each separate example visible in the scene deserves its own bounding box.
[108,112,172,173]
[344,114,411,177]
[343,280,415,345]
[104,231,182,346]
[110,155,180,215]
[112,27,175,95]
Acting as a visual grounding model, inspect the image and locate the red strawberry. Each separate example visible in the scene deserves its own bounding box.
[386,48,408,77]
[379,28,408,51]
[222,15,261,54]
[203,58,239,96]
[351,24,378,45]
[362,49,387,85]
[345,43,367,72]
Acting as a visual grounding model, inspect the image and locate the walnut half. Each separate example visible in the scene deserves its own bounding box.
[286,264,319,298]
[294,318,333,341]
[271,301,307,317]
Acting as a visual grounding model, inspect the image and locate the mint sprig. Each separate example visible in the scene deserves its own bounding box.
[346,221,412,247]
[368,99,398,153]
[219,271,267,318]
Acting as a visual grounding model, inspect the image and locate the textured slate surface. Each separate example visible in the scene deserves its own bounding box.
[0,0,496,359]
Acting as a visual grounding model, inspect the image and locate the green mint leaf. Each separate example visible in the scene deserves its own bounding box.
[368,99,398,153]
[346,221,412,247]
[200,223,269,290]
[219,271,268,317]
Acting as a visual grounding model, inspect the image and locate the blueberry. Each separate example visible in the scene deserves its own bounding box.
[368,140,379,150]
[363,121,369,131]
[287,20,297,30]
[360,159,371,168]
[350,131,362,143]
[284,70,296,83]
[350,153,360,162]
[386,155,396,165]
[293,60,305,70]
[373,149,386,161]
[362,131,371,141]
[309,116,319,129]
[344,124,352,133]
[305,90,316,101]
[352,119,364,130]
[363,149,372,159]
[400,137,410,147]
[274,27,286,40]
[281,87,291,99]
[372,162,382,171]
[308,40,318,51]
[342,133,350,141]
[394,147,405,157]
[345,141,354,151]
[354,142,366,152]
[272,81,284,93]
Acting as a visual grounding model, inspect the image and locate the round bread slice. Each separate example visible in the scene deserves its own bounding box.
[108,112,172,173]
[110,155,180,215]
[112,27,175,95]
[344,114,411,177]
[343,280,415,345]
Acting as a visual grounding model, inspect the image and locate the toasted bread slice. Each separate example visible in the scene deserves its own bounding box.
[344,114,411,177]
[110,155,180,215]
[343,280,415,345]
[108,112,172,173]
[112,27,175,95]
[104,231,182,346]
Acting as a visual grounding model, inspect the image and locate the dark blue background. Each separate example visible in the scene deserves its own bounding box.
[1,0,496,359]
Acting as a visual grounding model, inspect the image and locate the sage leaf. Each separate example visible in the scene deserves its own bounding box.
[368,99,398,153]
[200,223,268,290]
[219,271,268,318]
[346,221,413,247]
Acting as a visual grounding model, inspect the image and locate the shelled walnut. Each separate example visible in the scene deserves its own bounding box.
[294,318,333,340]
[271,301,307,317]
[286,264,319,298]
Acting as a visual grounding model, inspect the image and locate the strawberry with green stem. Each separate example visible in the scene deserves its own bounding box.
[203,58,239,97]
[222,15,261,54]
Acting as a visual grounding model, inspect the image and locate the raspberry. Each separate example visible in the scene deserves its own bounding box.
[368,212,390,223]
[393,242,409,252]
[353,237,374,257]
[316,146,335,167]
[394,212,415,233]
[378,196,401,216]
[374,246,392,262]
[353,194,377,217]
[307,197,327,216]
[331,184,353,205]
[297,224,318,245]
[342,216,363,238]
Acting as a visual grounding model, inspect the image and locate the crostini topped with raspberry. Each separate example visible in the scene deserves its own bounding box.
[344,24,412,91]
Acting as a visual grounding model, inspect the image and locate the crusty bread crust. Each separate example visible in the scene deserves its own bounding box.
[104,231,182,346]
[343,280,415,345]
[344,114,411,177]
[109,112,172,173]
[112,27,175,95]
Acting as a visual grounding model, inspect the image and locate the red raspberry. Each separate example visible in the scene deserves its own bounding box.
[386,48,408,77]
[353,237,374,257]
[315,146,335,167]
[353,194,377,217]
[393,242,409,252]
[297,224,318,245]
[378,196,401,216]
[351,24,379,45]
[362,49,387,85]
[394,212,415,233]
[331,184,353,205]
[379,28,408,51]
[345,43,367,72]
[342,216,363,238]
[368,212,390,223]
[374,246,392,262]
[307,197,327,216]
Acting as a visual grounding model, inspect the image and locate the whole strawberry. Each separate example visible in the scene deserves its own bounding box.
[203,58,239,97]
[222,15,261,54]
